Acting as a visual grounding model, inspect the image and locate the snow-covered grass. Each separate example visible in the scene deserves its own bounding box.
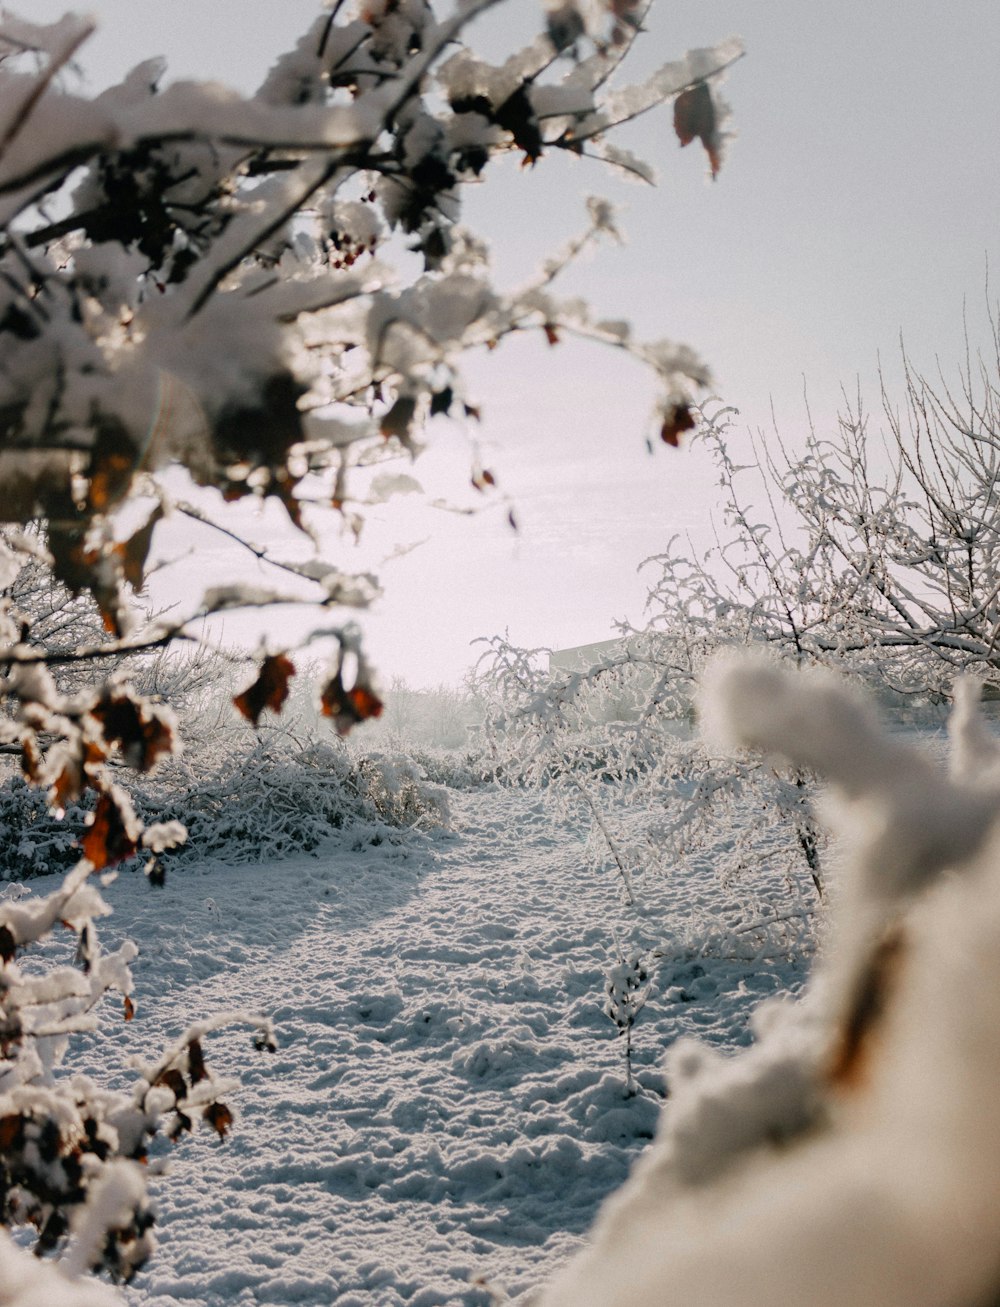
[19,780,808,1305]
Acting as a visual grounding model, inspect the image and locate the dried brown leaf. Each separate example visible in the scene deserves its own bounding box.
[673,80,722,178]
[828,926,907,1091]
[81,792,139,871]
[90,690,175,771]
[204,1101,233,1139]
[118,504,164,590]
[188,1038,208,1085]
[660,401,696,448]
[233,654,296,727]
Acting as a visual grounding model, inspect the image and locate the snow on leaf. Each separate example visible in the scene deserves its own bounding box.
[154,1068,187,1103]
[368,471,423,502]
[142,821,187,854]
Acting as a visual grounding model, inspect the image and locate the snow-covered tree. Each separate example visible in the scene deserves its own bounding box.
[0,2,743,1298]
[647,327,1000,702]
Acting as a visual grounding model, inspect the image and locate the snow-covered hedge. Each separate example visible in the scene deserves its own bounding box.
[0,736,452,880]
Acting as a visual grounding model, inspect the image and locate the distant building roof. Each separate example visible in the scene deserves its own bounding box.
[548,638,623,673]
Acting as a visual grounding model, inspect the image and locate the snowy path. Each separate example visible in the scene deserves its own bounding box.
[56,784,809,1306]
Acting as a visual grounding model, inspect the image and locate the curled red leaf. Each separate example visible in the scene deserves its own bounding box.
[81,791,139,871]
[320,671,383,736]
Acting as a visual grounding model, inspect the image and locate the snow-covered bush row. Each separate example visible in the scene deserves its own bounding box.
[542,658,1000,1307]
[0,734,452,879]
[0,775,96,880]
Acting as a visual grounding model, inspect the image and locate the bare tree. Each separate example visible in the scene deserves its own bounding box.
[647,311,1000,702]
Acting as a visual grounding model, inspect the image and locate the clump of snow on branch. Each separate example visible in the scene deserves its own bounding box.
[542,656,1000,1307]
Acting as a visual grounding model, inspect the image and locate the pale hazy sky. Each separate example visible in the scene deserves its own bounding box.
[27,0,1000,685]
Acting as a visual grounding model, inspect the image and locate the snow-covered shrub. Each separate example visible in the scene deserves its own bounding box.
[475,631,827,910]
[541,659,1000,1307]
[135,740,363,863]
[0,725,457,882]
[352,752,452,830]
[137,735,451,865]
[603,948,651,1096]
[0,775,96,879]
[386,742,496,791]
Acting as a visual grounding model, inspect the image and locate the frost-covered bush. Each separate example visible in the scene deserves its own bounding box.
[647,372,1000,704]
[353,752,452,829]
[0,775,96,879]
[135,740,369,863]
[360,679,486,753]
[542,659,1000,1307]
[475,632,826,909]
[369,739,496,790]
[140,737,452,864]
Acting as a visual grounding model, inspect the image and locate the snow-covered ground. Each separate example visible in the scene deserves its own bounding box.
[40,783,810,1306]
